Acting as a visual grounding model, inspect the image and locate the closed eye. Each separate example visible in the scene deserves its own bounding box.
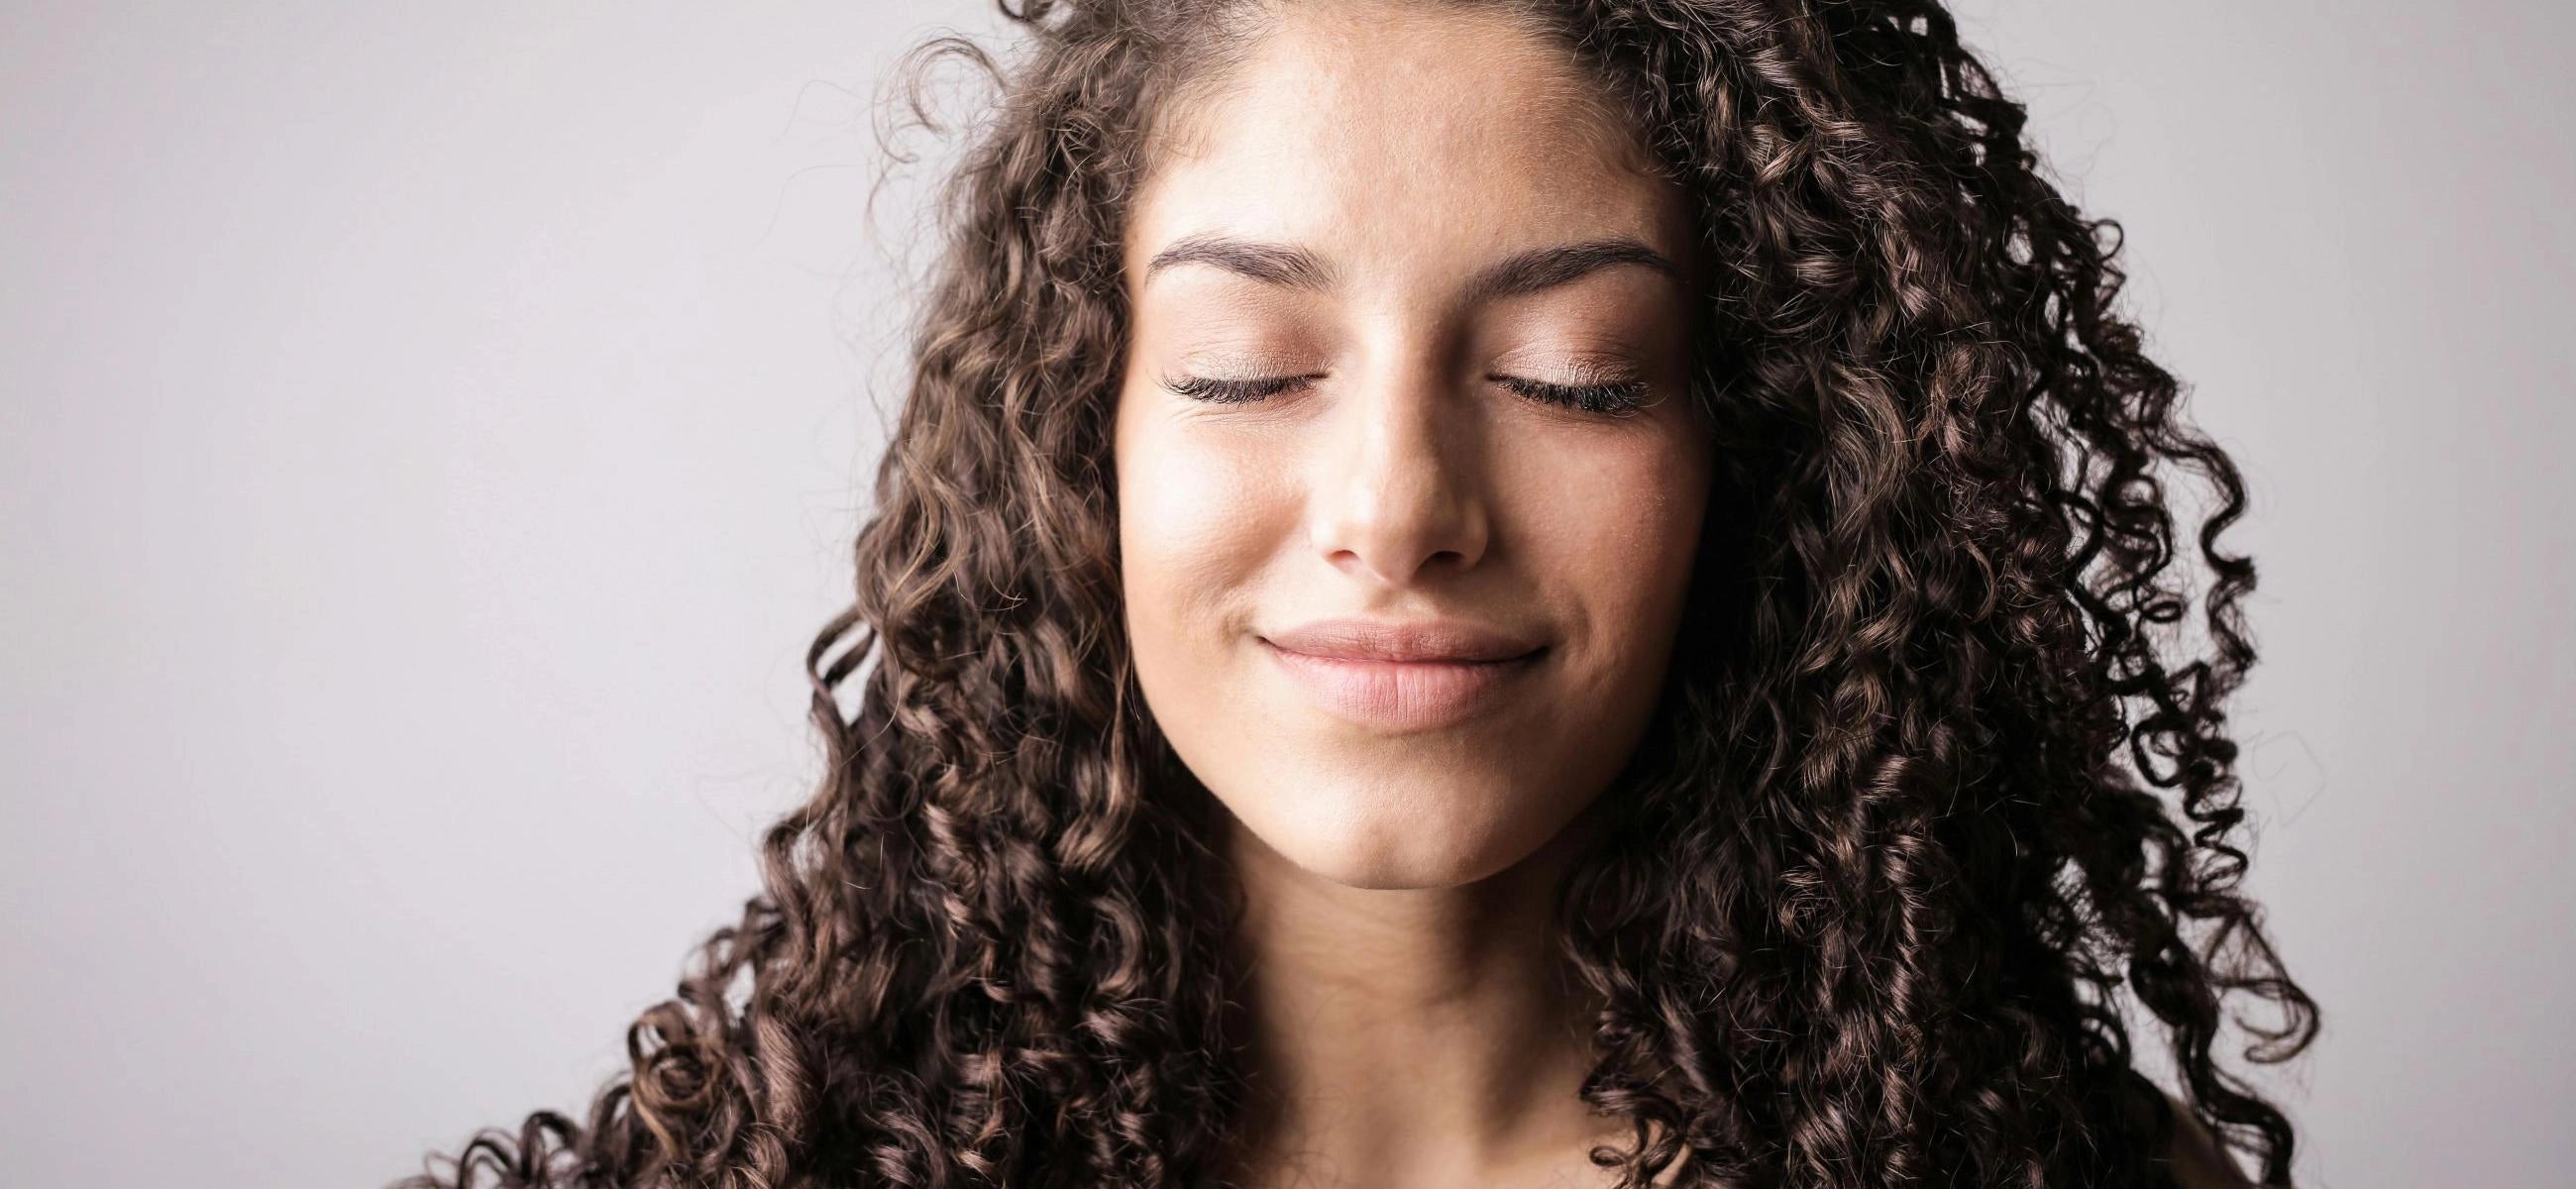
[1163,373,1318,404]
[1492,375,1653,417]
[1162,373,1652,417]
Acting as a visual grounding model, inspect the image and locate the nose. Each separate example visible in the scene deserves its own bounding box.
[1307,357,1491,587]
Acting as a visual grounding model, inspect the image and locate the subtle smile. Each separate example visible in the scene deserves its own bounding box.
[1258,638,1545,732]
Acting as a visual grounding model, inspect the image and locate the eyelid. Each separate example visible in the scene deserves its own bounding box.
[1162,370,1653,416]
[1492,351,1651,385]
[1164,352,1650,387]
[1492,374,1655,416]
[1170,345,1322,375]
[1161,371,1320,404]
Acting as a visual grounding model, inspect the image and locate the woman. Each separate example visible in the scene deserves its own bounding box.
[399,1,2316,1185]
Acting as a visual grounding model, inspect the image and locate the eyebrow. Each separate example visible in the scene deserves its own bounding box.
[1141,232,1687,302]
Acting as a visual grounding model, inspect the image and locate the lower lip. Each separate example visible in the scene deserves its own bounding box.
[1260,639,1543,731]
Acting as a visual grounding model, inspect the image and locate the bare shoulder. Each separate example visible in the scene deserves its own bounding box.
[2162,1092,2255,1189]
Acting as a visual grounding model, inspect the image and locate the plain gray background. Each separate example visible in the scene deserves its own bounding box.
[4,2,2568,1185]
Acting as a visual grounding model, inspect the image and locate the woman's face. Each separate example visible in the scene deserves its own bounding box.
[1113,1,1713,890]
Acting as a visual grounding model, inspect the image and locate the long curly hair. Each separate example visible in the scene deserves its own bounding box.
[395,1,2320,1185]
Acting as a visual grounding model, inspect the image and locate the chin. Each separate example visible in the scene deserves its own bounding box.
[1232,771,1572,890]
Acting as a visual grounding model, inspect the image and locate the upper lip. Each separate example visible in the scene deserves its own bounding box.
[1261,616,1546,663]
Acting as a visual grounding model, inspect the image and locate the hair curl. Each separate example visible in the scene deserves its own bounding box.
[395,1,2319,1185]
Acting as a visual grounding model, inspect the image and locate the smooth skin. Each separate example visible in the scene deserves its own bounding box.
[1114,3,1708,1185]
[1111,3,2250,1187]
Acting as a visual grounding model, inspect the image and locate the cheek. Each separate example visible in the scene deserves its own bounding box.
[1114,415,1291,663]
[1511,436,1709,698]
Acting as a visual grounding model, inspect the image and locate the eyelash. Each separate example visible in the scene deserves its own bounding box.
[1163,373,1652,417]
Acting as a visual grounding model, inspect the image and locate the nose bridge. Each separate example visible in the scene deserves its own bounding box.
[1310,348,1489,586]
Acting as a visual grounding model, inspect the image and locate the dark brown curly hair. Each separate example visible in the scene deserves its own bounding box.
[394,1,2320,1185]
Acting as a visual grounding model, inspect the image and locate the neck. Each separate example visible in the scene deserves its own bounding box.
[1217,801,1622,1186]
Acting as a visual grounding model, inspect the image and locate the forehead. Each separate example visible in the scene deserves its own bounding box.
[1125,2,1689,290]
